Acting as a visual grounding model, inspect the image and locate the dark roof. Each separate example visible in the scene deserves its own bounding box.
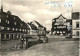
[1,11,28,29]
[27,22,38,30]
[35,21,44,27]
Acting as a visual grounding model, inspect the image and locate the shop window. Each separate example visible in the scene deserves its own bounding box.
[57,31,59,33]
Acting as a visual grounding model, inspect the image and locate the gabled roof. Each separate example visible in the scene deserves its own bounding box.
[53,14,66,20]
[35,21,44,27]
[1,11,28,29]
[27,22,38,30]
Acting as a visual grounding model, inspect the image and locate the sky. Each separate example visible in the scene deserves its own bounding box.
[1,0,80,30]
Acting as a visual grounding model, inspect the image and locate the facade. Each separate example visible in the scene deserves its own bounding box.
[51,14,72,35]
[0,6,29,41]
[72,12,80,38]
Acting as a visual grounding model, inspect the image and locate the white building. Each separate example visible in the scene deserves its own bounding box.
[72,12,80,38]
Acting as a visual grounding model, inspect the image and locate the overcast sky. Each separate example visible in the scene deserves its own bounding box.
[1,0,80,30]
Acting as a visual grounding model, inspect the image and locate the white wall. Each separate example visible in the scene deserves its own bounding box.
[72,20,80,29]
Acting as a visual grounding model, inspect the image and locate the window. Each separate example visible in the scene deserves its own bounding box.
[14,17,15,20]
[6,15,8,18]
[1,26,4,30]
[7,21,9,24]
[13,28,15,31]
[7,27,10,30]
[19,28,21,31]
[6,20,8,23]
[57,31,59,33]
[76,31,79,36]
[63,31,65,33]
[60,31,62,33]
[23,29,24,32]
[21,24,22,26]
[25,29,26,32]
[76,22,79,28]
[14,22,16,25]
[16,28,18,31]
[6,20,9,24]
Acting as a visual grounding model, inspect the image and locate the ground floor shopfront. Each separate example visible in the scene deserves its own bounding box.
[52,25,68,35]
[72,29,80,38]
[1,31,27,41]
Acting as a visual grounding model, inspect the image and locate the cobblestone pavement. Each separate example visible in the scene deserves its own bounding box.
[1,35,79,56]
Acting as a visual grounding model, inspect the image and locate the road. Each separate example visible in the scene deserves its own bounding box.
[2,35,79,56]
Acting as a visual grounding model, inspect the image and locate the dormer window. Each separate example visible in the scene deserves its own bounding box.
[14,22,16,25]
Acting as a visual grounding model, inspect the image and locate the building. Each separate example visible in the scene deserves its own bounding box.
[51,14,72,35]
[27,21,46,36]
[0,6,29,41]
[72,12,80,38]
